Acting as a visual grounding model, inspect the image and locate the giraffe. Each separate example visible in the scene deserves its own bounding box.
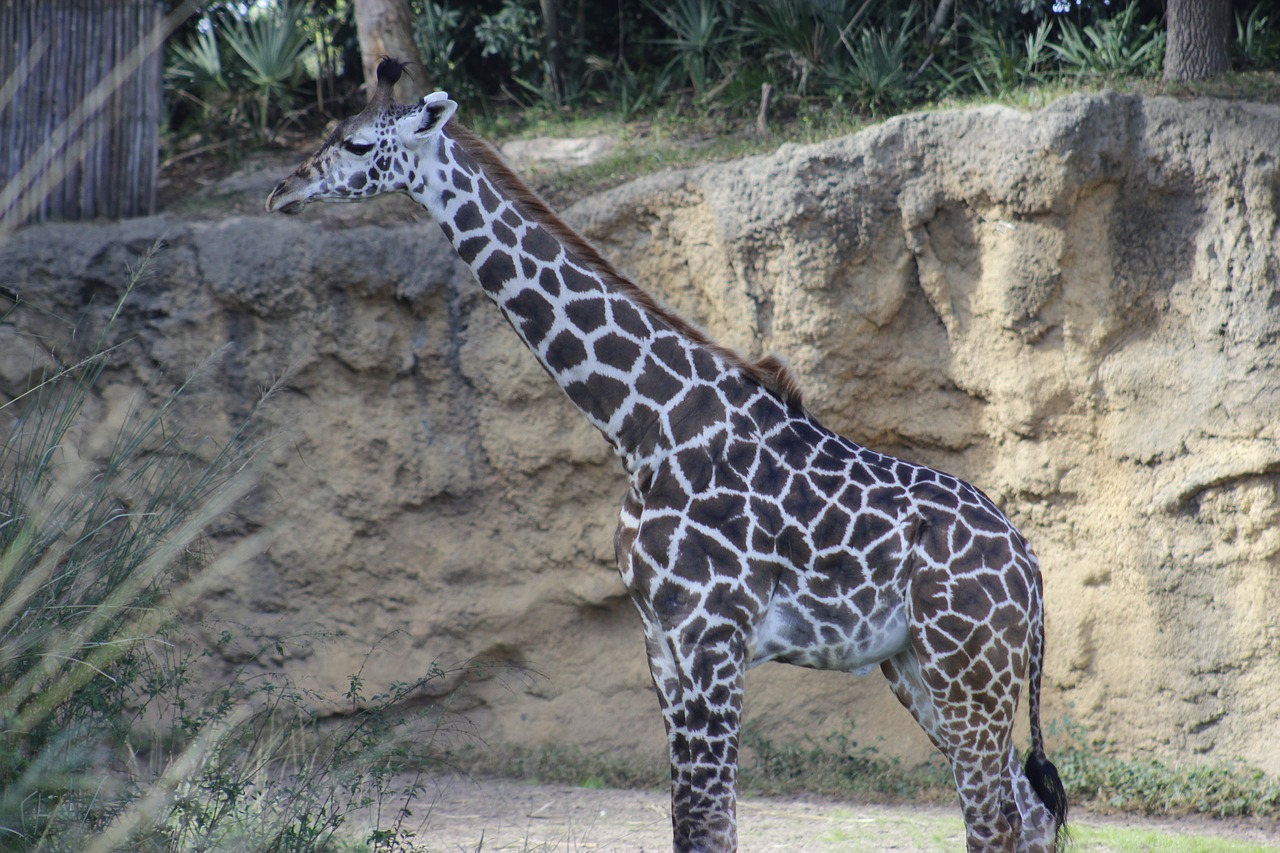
[266,58,1068,853]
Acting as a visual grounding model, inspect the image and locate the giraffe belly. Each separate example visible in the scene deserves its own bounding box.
[748,591,910,674]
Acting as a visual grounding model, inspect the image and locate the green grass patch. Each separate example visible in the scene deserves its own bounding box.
[1069,824,1280,852]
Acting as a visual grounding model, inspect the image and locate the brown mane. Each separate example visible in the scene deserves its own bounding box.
[443,121,804,410]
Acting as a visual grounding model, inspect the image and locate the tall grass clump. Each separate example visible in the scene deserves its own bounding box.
[0,249,261,846]
[0,249,463,851]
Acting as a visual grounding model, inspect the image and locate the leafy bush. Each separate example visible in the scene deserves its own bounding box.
[414,0,474,98]
[222,2,312,135]
[474,0,544,95]
[1049,2,1166,78]
[643,0,737,98]
[831,9,923,114]
[166,0,318,145]
[952,17,1054,96]
[738,0,854,97]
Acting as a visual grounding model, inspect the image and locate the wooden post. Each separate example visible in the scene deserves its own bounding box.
[0,0,163,231]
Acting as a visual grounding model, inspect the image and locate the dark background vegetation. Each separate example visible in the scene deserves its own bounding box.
[160,0,1280,159]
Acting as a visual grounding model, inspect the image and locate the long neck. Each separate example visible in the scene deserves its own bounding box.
[411,124,796,478]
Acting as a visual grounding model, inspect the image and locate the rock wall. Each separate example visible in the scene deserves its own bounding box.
[4,92,1279,774]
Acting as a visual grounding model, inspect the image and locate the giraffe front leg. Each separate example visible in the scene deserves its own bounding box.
[644,623,745,853]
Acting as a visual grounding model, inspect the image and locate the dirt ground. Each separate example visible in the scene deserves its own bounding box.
[347,774,1280,852]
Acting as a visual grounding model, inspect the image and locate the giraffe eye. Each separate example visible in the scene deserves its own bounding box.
[342,140,375,156]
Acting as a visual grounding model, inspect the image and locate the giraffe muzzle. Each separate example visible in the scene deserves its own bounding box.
[265,179,308,215]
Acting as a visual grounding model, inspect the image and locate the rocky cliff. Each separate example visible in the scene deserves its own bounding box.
[4,92,1279,774]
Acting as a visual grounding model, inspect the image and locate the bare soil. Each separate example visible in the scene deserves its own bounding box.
[350,774,1280,852]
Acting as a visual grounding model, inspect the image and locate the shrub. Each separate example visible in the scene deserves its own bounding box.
[1049,1,1166,79]
[166,0,319,145]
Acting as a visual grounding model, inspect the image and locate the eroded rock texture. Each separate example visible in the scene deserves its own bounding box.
[4,92,1279,771]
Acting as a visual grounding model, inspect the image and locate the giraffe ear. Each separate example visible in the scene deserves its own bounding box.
[400,91,457,145]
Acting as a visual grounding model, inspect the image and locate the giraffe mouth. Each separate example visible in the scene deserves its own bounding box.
[266,178,312,215]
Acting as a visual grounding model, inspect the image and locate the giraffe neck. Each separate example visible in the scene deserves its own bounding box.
[407,124,799,479]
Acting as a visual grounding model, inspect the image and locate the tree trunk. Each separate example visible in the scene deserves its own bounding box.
[353,0,428,101]
[1163,0,1232,82]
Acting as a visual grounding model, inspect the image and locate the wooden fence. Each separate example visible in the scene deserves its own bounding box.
[0,0,164,232]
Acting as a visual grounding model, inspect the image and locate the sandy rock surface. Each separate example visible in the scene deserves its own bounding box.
[4,92,1280,776]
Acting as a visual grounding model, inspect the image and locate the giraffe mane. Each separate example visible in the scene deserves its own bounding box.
[444,122,804,410]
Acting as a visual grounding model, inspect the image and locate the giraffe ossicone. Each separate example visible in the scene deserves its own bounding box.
[268,57,1068,853]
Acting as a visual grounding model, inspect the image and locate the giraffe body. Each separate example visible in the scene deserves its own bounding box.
[267,59,1067,853]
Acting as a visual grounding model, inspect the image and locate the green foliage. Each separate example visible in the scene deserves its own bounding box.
[167,25,229,99]
[1049,716,1280,819]
[221,2,312,135]
[166,0,321,146]
[1235,2,1280,68]
[953,17,1054,96]
[581,53,671,120]
[1049,1,1166,78]
[831,9,922,114]
[474,0,543,87]
[737,0,854,96]
[0,253,466,850]
[643,0,736,97]
[413,1,473,96]
[162,0,1280,156]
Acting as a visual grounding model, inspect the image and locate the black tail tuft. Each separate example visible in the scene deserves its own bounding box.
[1025,749,1069,846]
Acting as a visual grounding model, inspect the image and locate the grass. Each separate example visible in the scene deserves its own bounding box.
[810,813,1280,852]
[1070,825,1280,852]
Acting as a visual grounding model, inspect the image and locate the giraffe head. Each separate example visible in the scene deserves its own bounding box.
[266,58,456,214]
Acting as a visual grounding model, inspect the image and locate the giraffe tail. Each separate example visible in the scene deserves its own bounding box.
[1024,612,1069,845]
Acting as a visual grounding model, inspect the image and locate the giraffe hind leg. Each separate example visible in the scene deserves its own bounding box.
[1009,745,1059,853]
[881,648,1024,852]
